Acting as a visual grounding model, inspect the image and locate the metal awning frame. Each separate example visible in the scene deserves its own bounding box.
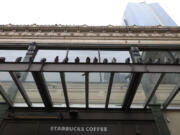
[0,42,180,110]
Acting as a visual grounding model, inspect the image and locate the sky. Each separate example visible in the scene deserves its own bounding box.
[0,0,179,26]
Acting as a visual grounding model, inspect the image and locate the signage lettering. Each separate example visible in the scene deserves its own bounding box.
[50,126,108,132]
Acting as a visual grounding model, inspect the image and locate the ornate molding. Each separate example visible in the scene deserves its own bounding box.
[0,25,179,39]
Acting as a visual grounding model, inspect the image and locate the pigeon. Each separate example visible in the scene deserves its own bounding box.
[125,57,130,64]
[112,57,117,63]
[40,58,46,63]
[103,58,108,63]
[15,57,22,62]
[0,57,5,63]
[75,57,80,63]
[145,58,152,64]
[164,57,171,64]
[93,57,98,63]
[63,57,68,63]
[173,58,179,64]
[86,57,90,63]
[54,56,59,63]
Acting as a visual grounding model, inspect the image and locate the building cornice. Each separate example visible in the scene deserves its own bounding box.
[0,25,180,46]
[0,25,180,32]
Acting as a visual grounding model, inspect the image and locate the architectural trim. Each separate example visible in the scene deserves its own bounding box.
[0,25,180,40]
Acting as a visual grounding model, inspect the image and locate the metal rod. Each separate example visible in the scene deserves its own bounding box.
[32,72,53,108]
[85,72,89,108]
[163,82,180,109]
[10,110,155,120]
[0,63,180,73]
[9,72,32,107]
[98,50,102,82]
[66,49,69,58]
[105,72,114,109]
[0,85,13,107]
[144,73,165,108]
[60,72,69,108]
[122,73,143,110]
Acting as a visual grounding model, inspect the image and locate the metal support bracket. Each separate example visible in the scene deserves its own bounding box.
[122,47,143,110]
[60,72,69,108]
[105,72,114,109]
[32,72,53,109]
[122,72,143,110]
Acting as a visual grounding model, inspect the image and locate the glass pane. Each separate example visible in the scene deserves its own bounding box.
[44,72,65,107]
[34,50,67,62]
[68,50,99,62]
[150,73,180,105]
[19,72,44,106]
[0,72,23,103]
[109,73,130,108]
[0,50,26,62]
[170,92,180,107]
[0,94,5,103]
[132,73,161,107]
[0,72,15,94]
[100,51,131,63]
[14,91,26,104]
[132,84,146,107]
[89,72,110,108]
[138,51,177,107]
[65,72,85,107]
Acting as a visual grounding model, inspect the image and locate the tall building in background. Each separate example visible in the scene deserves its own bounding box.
[123,2,179,65]
[123,2,180,106]
[123,2,177,26]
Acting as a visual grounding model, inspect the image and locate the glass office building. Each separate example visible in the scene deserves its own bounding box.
[122,2,180,110]
[123,2,177,26]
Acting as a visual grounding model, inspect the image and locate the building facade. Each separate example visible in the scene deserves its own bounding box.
[0,3,179,135]
[0,25,179,135]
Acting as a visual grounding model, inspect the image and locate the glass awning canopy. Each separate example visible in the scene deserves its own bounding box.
[0,43,180,110]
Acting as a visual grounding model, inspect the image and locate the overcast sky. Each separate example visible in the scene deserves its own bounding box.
[0,0,179,26]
